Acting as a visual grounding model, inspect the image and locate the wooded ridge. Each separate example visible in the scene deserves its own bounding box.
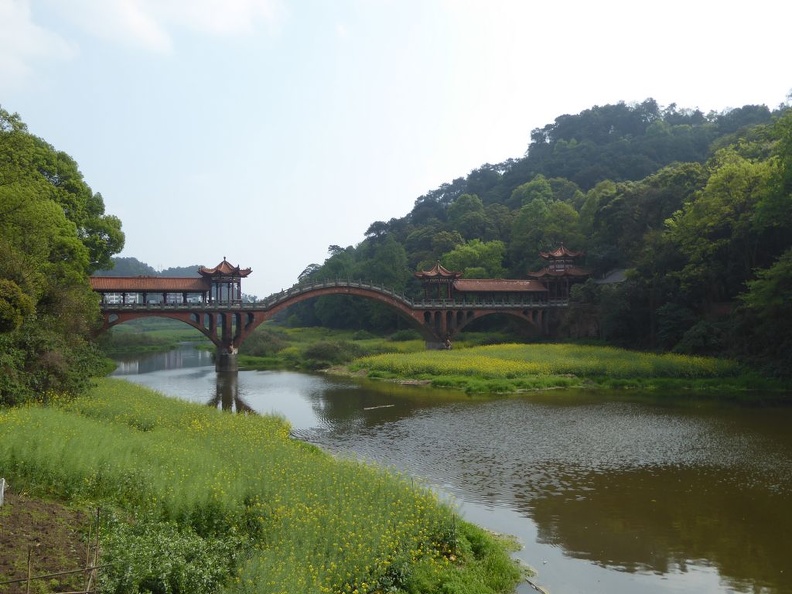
[3,97,792,407]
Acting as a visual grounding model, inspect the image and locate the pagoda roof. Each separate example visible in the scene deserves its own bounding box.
[90,276,210,292]
[453,279,548,293]
[539,244,585,259]
[198,258,252,278]
[527,266,591,279]
[414,262,462,280]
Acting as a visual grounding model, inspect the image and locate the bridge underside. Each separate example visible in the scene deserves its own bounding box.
[101,309,272,371]
[100,305,551,369]
[417,307,547,347]
[97,282,560,371]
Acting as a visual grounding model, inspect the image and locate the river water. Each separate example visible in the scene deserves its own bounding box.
[113,346,792,594]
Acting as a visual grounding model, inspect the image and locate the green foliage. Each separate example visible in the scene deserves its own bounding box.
[301,340,364,369]
[0,278,34,332]
[447,193,490,239]
[99,515,242,594]
[95,256,157,276]
[0,107,124,406]
[0,380,520,594]
[441,239,506,278]
[352,343,758,394]
[736,248,792,375]
[238,326,289,357]
[285,94,787,372]
[666,148,778,304]
[390,329,422,341]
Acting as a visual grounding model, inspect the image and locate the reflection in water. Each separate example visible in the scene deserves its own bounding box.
[528,464,792,593]
[210,372,254,413]
[299,394,792,594]
[113,346,792,594]
[113,346,214,375]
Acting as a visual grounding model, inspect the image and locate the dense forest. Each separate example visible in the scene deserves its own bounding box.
[3,97,792,407]
[0,107,124,405]
[286,99,792,377]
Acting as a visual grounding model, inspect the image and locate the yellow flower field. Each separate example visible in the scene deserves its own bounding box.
[0,378,520,593]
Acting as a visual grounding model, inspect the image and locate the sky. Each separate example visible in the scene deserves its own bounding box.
[2,0,789,298]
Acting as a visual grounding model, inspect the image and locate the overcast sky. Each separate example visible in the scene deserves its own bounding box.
[2,0,789,297]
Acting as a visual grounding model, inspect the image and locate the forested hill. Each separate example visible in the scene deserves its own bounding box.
[291,98,792,376]
[94,257,202,278]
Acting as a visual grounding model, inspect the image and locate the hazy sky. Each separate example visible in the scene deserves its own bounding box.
[2,0,789,297]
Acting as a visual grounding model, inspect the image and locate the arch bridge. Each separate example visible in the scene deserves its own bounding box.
[93,279,566,371]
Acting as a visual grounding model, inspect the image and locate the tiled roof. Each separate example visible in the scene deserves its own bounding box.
[539,244,585,259]
[528,266,591,279]
[453,279,548,293]
[415,262,462,279]
[198,258,252,277]
[89,277,210,291]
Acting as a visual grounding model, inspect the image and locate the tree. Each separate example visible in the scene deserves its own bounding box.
[446,193,490,240]
[96,257,157,277]
[509,198,583,274]
[356,235,410,289]
[736,248,792,374]
[666,148,777,306]
[0,107,121,405]
[441,239,506,278]
[507,175,553,209]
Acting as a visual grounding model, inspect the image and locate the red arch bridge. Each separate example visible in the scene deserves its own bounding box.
[93,279,567,371]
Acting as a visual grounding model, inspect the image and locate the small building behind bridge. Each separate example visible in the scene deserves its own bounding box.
[415,244,590,303]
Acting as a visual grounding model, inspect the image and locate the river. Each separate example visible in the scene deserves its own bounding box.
[113,345,792,594]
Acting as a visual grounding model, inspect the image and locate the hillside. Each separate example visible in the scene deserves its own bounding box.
[289,99,792,375]
[100,99,792,376]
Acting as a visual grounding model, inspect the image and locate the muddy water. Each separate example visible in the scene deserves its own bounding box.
[114,347,792,593]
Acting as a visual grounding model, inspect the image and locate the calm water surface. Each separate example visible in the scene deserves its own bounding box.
[113,347,792,594]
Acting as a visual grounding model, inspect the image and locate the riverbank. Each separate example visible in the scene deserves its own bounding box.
[223,326,791,396]
[344,342,791,396]
[0,378,524,594]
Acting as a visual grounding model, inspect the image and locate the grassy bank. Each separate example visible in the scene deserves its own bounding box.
[237,326,427,371]
[0,379,523,594]
[97,318,210,356]
[350,342,788,395]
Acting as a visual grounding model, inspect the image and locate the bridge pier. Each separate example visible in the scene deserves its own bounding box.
[215,348,238,372]
[426,341,445,350]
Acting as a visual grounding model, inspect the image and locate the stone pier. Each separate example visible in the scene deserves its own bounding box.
[215,348,239,372]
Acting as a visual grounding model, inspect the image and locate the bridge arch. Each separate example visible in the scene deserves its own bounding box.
[100,310,237,350]
[95,280,559,369]
[243,283,438,342]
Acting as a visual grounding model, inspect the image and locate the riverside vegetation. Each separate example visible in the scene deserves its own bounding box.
[235,325,788,395]
[0,378,523,594]
[101,322,791,395]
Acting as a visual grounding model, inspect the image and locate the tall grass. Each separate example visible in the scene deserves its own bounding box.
[0,379,521,593]
[352,343,749,394]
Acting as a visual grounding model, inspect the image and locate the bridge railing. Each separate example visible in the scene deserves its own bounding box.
[98,280,569,311]
[260,279,416,308]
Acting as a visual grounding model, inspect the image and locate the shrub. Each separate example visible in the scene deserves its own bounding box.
[240,327,288,357]
[390,329,422,342]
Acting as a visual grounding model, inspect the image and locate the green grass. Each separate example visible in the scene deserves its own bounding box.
[238,324,426,371]
[98,318,209,355]
[0,379,522,593]
[349,342,784,395]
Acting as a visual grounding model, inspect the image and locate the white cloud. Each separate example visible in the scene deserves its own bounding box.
[157,0,285,37]
[57,0,284,52]
[0,0,75,91]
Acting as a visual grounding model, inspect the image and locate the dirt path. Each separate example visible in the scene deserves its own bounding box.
[0,490,92,593]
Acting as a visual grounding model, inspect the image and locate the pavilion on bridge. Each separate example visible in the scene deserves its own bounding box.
[526,244,591,300]
[90,258,251,305]
[415,244,590,302]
